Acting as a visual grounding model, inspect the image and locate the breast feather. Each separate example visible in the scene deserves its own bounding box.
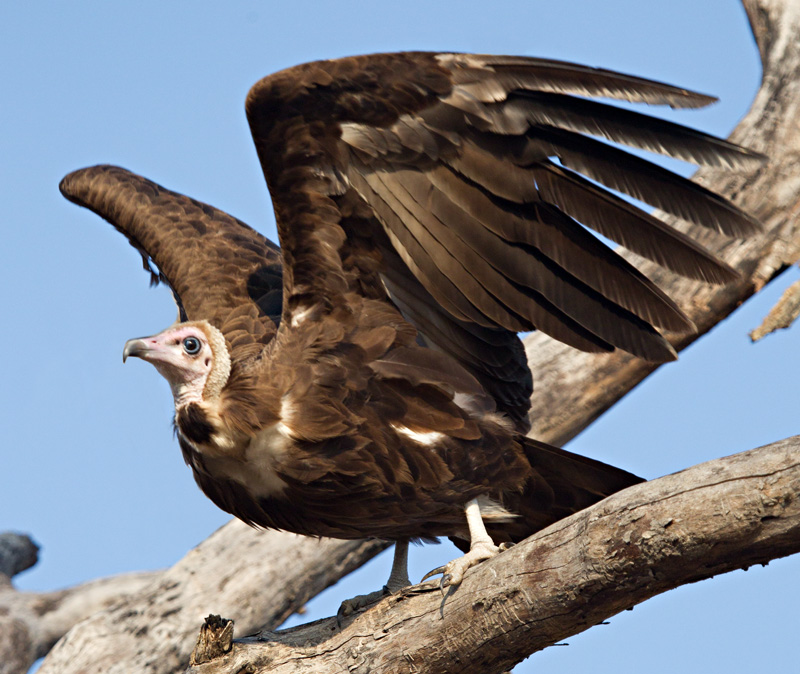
[202,423,290,498]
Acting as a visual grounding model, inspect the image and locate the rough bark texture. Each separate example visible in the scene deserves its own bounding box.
[3,0,798,672]
[750,278,800,340]
[0,567,159,674]
[186,436,800,674]
[33,525,385,674]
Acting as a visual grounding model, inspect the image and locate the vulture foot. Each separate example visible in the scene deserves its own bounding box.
[337,539,411,621]
[423,497,513,588]
[423,539,511,588]
[337,585,392,620]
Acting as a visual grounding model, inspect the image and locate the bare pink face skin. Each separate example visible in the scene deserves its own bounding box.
[123,323,216,407]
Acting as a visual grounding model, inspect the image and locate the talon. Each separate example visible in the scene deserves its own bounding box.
[337,540,411,622]
[423,499,508,595]
[421,565,447,583]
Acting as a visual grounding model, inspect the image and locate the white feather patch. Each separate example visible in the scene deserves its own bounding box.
[290,306,314,328]
[391,424,444,446]
[204,423,289,497]
[476,495,519,522]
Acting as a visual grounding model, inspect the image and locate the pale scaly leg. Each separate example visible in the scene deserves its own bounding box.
[423,498,505,588]
[337,539,410,618]
[384,537,411,591]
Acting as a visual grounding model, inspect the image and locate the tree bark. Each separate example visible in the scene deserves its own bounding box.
[4,0,798,672]
[0,561,159,674]
[32,527,385,674]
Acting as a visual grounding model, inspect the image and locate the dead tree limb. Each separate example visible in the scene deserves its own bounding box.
[0,534,158,674]
[32,527,385,674]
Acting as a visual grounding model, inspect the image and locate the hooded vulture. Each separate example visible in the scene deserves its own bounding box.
[60,52,762,605]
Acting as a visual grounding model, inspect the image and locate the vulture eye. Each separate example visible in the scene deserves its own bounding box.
[182,336,202,355]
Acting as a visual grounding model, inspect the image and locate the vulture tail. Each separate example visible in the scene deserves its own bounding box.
[514,436,643,539]
[461,437,644,549]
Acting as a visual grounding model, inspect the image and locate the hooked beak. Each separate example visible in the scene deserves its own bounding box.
[123,337,156,363]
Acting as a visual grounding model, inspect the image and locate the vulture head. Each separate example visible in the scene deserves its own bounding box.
[122,320,231,407]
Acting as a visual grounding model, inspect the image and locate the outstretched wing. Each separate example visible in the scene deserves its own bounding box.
[246,52,762,366]
[59,165,283,357]
[59,164,530,424]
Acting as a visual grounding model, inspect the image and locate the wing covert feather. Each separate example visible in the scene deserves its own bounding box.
[59,165,282,352]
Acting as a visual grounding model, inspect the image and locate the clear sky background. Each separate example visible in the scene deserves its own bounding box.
[2,1,798,672]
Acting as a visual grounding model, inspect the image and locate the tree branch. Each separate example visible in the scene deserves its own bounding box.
[0,534,38,580]
[0,536,158,674]
[32,526,385,674]
[750,278,800,340]
[185,436,800,674]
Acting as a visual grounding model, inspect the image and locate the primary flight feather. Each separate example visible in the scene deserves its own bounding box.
[60,52,761,598]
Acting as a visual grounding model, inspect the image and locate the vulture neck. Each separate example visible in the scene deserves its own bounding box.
[171,381,205,408]
[199,322,232,401]
[172,322,233,452]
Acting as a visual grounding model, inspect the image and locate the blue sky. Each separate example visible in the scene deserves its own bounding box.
[2,2,797,672]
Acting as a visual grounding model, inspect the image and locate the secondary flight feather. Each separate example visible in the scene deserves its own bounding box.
[60,52,762,601]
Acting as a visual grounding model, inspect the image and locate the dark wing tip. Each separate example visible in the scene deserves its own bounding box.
[732,145,769,167]
[458,54,721,109]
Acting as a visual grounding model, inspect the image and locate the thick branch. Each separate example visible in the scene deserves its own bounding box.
[1,529,386,674]
[186,436,800,674]
[33,525,385,674]
[0,569,160,674]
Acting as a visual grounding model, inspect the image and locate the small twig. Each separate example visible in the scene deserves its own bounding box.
[750,278,800,341]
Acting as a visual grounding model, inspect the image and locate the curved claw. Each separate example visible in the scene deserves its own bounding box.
[421,565,447,583]
[423,539,502,591]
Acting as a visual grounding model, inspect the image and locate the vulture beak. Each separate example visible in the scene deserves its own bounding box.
[122,336,165,363]
[123,338,149,363]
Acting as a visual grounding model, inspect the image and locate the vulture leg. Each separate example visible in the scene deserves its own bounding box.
[423,498,506,588]
[337,539,411,618]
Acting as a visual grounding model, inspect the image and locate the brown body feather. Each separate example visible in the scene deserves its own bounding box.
[61,51,761,549]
